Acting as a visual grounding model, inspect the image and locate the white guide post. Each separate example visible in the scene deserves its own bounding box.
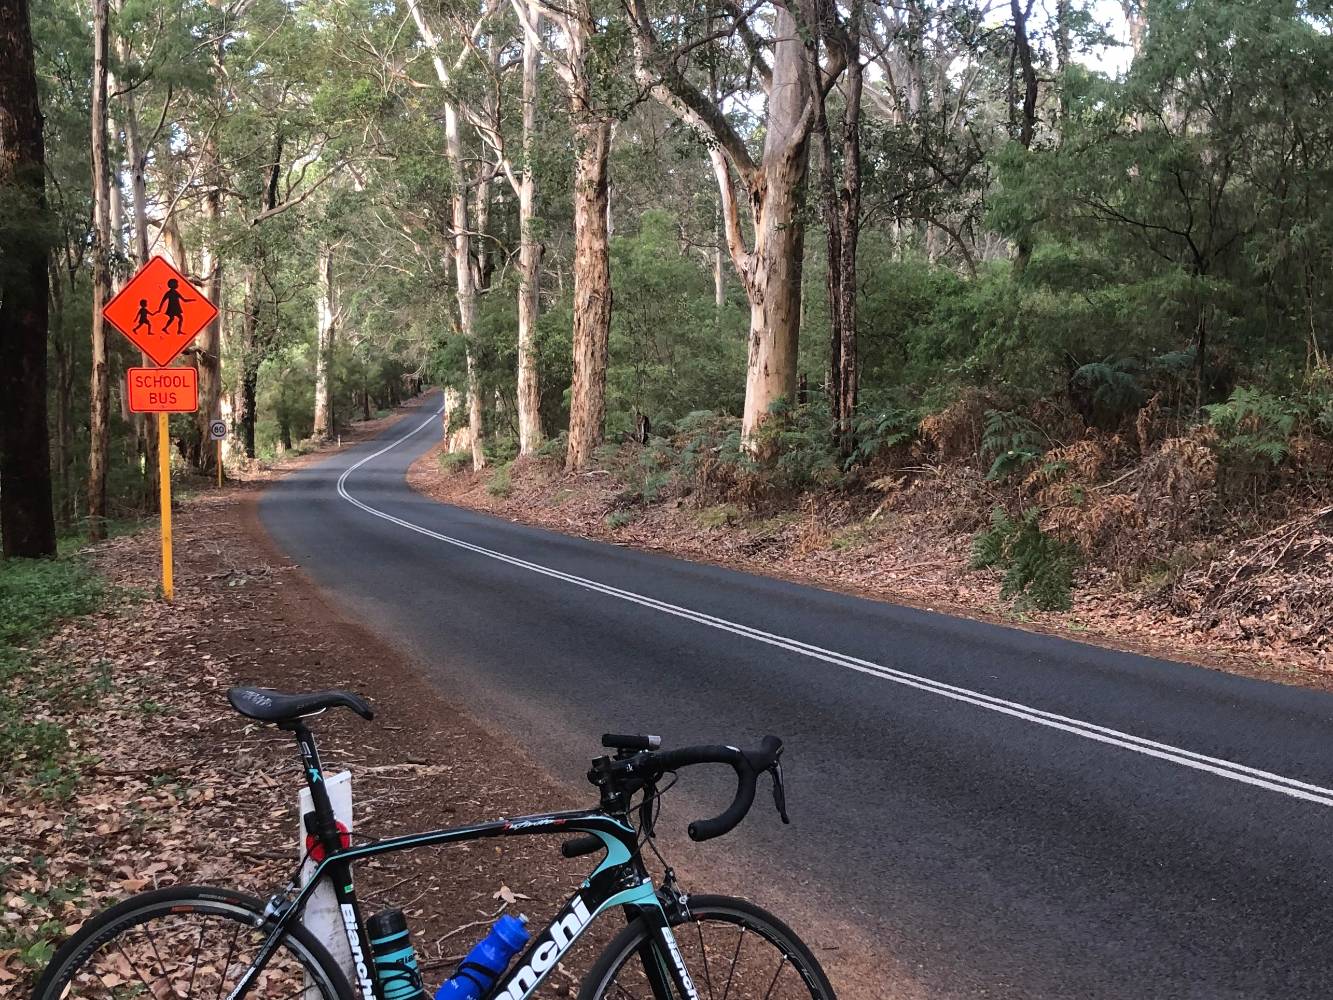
[298,770,355,983]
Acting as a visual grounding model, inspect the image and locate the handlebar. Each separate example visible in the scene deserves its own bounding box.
[590,734,788,843]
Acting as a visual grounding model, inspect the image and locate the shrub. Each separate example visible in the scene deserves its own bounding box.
[486,436,519,465]
[1069,357,1146,428]
[846,407,918,469]
[0,555,104,785]
[486,463,513,497]
[604,510,635,529]
[536,431,569,461]
[971,506,1080,611]
[438,450,472,474]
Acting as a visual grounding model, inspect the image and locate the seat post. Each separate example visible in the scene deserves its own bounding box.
[281,718,344,857]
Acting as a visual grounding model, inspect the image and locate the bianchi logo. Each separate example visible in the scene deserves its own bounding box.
[660,927,700,1000]
[341,904,377,1000]
[494,897,593,1000]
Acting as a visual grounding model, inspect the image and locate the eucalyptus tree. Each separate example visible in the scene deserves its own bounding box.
[625,0,847,448]
[510,0,630,469]
[86,0,111,538]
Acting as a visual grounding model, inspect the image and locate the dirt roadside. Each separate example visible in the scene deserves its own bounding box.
[3,406,896,999]
[406,447,1331,689]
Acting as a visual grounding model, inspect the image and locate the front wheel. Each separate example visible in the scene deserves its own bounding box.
[580,894,836,1000]
[33,884,356,1000]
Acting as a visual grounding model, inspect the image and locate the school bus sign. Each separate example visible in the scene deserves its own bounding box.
[126,367,199,413]
[102,255,217,367]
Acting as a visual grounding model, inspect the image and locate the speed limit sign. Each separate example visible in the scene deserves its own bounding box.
[208,419,227,441]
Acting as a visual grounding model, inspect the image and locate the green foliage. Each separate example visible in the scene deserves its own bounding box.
[605,212,747,436]
[981,410,1046,480]
[537,431,570,461]
[1205,388,1301,467]
[753,400,843,494]
[847,407,919,469]
[438,450,472,474]
[972,507,1080,612]
[0,557,101,654]
[486,463,513,497]
[604,510,635,529]
[1069,358,1146,425]
[0,554,104,787]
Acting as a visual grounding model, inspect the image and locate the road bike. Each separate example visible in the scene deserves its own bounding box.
[35,686,837,1000]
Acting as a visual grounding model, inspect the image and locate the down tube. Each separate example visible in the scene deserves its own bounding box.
[486,865,663,1000]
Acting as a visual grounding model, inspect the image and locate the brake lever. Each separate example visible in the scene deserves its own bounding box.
[769,762,790,824]
[639,781,658,839]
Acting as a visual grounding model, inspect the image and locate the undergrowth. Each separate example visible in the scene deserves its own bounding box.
[0,555,105,791]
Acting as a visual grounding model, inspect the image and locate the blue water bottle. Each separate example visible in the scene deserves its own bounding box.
[434,914,530,1000]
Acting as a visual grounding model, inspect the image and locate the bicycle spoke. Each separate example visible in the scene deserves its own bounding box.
[694,921,715,1000]
[185,921,208,1000]
[114,937,163,999]
[215,922,244,1000]
[138,923,180,1000]
[762,954,789,1000]
[720,928,745,1000]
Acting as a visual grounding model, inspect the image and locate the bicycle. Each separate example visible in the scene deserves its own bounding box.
[35,686,837,1000]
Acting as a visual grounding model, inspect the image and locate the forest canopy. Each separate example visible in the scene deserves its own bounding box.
[1,0,1332,574]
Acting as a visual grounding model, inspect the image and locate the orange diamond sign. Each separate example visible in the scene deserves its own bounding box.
[103,256,218,367]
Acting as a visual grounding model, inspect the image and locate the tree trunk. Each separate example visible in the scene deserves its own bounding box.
[312,245,337,440]
[192,130,224,473]
[86,0,112,541]
[714,208,726,309]
[1010,0,1038,272]
[405,0,488,468]
[237,269,260,458]
[1122,1,1146,58]
[738,5,813,446]
[446,107,486,470]
[50,262,74,527]
[831,7,862,457]
[0,0,56,557]
[515,0,544,456]
[442,386,472,453]
[119,57,158,500]
[564,116,612,471]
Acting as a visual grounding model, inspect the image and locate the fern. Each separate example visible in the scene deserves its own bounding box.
[846,408,917,469]
[981,409,1046,480]
[1070,357,1145,419]
[972,507,1079,611]
[1205,387,1299,468]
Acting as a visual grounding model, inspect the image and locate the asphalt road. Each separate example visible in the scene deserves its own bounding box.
[262,393,1333,999]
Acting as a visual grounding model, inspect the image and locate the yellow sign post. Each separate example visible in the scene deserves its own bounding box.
[158,412,174,601]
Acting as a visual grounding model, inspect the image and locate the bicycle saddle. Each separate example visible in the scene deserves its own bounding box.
[227,686,374,723]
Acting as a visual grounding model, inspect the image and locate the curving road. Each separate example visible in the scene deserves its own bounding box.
[262,392,1333,999]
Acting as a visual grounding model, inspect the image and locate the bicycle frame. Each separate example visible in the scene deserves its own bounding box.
[227,722,699,1000]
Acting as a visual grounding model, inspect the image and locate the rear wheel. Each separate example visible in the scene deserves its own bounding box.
[579,894,836,1000]
[33,885,355,1000]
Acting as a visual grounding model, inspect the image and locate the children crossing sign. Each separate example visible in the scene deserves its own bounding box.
[102,256,217,367]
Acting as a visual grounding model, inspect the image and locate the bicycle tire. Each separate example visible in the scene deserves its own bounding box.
[32,884,356,1000]
[579,893,837,1000]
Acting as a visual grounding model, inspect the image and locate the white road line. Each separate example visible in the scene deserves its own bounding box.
[334,406,1333,808]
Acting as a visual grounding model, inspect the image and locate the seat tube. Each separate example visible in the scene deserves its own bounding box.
[286,721,379,1000]
[288,720,342,855]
